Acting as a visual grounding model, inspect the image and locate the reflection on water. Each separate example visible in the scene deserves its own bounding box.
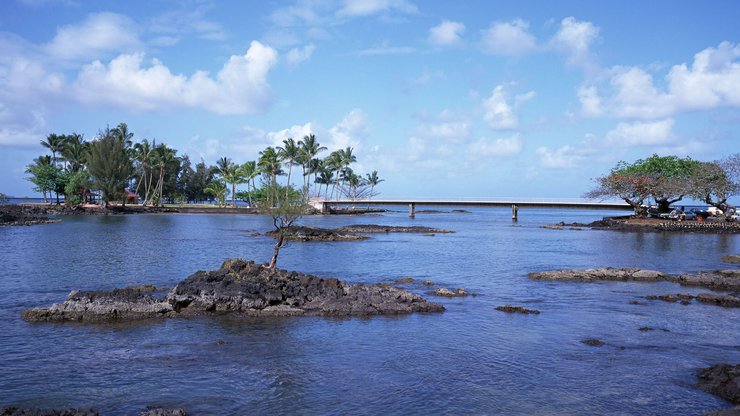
[0,208,738,415]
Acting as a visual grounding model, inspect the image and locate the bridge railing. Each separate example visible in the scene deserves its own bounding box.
[311,196,628,204]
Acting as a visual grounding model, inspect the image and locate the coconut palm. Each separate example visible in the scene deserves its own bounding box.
[150,144,178,206]
[298,134,326,196]
[315,167,334,198]
[365,170,384,200]
[258,147,284,185]
[215,157,231,176]
[241,160,259,206]
[132,139,155,204]
[277,138,300,188]
[221,162,246,208]
[204,180,228,207]
[40,133,66,166]
[326,151,343,200]
[112,122,134,148]
[61,139,88,173]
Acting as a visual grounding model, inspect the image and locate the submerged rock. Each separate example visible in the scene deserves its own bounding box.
[22,259,444,323]
[495,305,540,314]
[529,268,740,291]
[394,277,415,284]
[697,364,740,405]
[581,338,605,347]
[428,288,468,297]
[721,255,740,264]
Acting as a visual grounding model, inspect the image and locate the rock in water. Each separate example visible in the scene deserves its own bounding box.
[0,408,98,415]
[529,268,740,291]
[22,259,444,323]
[697,364,740,405]
[495,305,540,314]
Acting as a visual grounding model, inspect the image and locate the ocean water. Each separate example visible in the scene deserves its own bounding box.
[0,207,738,415]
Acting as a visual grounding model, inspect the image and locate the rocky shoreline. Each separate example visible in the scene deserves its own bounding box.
[0,407,187,416]
[22,259,444,323]
[265,224,455,241]
[0,204,60,226]
[550,216,740,234]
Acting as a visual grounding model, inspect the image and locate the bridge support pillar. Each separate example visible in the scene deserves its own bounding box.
[321,201,329,215]
[511,204,518,221]
[409,203,415,218]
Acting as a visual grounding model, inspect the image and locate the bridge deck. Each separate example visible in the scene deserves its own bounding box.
[324,200,631,210]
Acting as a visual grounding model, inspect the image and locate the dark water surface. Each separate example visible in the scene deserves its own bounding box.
[1,208,738,415]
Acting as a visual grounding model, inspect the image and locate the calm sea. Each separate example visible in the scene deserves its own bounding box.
[0,207,738,415]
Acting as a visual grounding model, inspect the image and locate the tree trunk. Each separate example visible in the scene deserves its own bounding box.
[232,182,237,208]
[268,233,284,269]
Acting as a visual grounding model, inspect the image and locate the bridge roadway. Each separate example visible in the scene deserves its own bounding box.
[315,198,632,219]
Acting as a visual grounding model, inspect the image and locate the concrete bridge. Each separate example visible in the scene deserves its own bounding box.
[311,198,632,220]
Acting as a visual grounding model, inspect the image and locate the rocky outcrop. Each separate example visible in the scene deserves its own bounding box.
[697,364,740,405]
[23,259,444,323]
[265,224,454,242]
[644,293,739,307]
[0,204,60,226]
[337,224,454,234]
[265,226,367,241]
[427,288,468,297]
[22,286,175,322]
[722,255,740,264]
[529,268,740,292]
[555,217,740,234]
[495,305,540,314]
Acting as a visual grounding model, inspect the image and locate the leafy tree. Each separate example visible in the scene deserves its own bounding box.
[689,154,740,214]
[0,193,8,203]
[26,163,62,204]
[64,171,91,206]
[87,133,134,207]
[585,154,701,215]
[256,184,309,269]
[189,160,215,202]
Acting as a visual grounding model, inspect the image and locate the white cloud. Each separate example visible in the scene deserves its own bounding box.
[466,135,523,160]
[536,145,584,169]
[286,43,316,65]
[414,121,471,144]
[550,16,599,69]
[406,68,445,89]
[480,19,536,57]
[148,5,228,43]
[44,12,140,61]
[328,108,369,151]
[605,119,675,147]
[483,85,535,130]
[74,41,278,115]
[580,42,740,119]
[336,0,417,17]
[428,20,465,47]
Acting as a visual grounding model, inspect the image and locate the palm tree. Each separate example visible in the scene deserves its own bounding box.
[221,162,246,208]
[132,139,154,204]
[40,133,65,166]
[258,147,283,185]
[150,144,177,206]
[61,135,88,173]
[316,167,334,198]
[298,134,326,196]
[365,170,384,200]
[112,122,134,148]
[277,138,300,188]
[215,157,231,176]
[241,160,259,206]
[326,151,343,200]
[204,180,228,207]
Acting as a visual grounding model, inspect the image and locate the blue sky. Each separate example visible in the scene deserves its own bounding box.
[1,0,739,198]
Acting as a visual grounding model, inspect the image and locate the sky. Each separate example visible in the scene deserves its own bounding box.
[1,0,739,199]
